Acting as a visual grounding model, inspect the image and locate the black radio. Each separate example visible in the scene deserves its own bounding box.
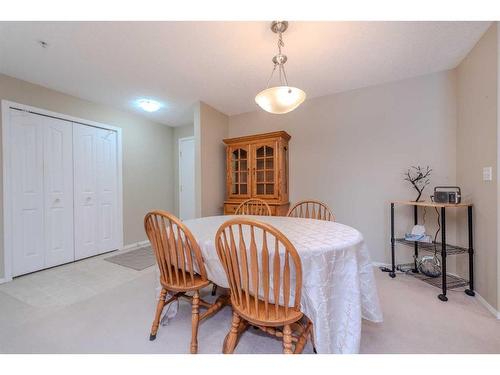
[433,186,461,204]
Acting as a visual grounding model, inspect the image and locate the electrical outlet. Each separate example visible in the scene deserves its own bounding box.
[483,167,492,181]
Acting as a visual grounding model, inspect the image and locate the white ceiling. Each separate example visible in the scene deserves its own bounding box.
[0,21,491,126]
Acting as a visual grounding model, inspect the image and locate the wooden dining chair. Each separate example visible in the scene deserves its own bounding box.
[215,218,314,354]
[215,197,271,298]
[235,198,272,216]
[144,210,228,353]
[287,200,335,221]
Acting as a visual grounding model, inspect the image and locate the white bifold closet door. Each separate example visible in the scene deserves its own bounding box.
[73,123,119,260]
[10,110,74,276]
[43,116,74,268]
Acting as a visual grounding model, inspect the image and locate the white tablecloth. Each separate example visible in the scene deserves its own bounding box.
[178,215,383,354]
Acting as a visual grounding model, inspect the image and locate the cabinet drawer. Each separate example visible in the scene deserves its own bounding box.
[224,203,240,215]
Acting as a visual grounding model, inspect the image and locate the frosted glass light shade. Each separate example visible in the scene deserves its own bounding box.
[255,86,306,114]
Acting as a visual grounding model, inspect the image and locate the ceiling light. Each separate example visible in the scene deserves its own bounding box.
[255,21,306,114]
[37,40,49,49]
[136,99,162,112]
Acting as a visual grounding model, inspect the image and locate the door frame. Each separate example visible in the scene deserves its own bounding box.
[178,136,195,220]
[1,100,124,283]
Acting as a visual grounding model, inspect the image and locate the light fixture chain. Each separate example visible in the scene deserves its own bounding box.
[277,30,284,55]
[276,27,286,86]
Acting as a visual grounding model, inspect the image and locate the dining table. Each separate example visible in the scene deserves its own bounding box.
[159,214,383,354]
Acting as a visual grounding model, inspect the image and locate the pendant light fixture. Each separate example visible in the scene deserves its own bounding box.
[255,21,306,114]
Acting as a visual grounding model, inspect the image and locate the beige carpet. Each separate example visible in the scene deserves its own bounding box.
[0,252,146,307]
[361,269,500,353]
[0,260,499,353]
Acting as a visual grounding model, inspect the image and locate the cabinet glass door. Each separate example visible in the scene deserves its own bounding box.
[253,142,278,198]
[228,146,250,198]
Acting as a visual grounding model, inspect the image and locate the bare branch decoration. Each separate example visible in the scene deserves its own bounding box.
[404,165,432,202]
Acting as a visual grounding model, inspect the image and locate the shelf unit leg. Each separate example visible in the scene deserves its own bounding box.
[465,205,475,297]
[413,205,419,273]
[438,207,448,302]
[390,203,396,278]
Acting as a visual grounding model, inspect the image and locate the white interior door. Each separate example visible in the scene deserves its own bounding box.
[73,123,99,260]
[43,116,74,268]
[179,137,195,220]
[10,109,45,276]
[96,127,119,252]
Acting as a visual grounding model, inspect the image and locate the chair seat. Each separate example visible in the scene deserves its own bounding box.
[160,270,210,292]
[232,294,303,327]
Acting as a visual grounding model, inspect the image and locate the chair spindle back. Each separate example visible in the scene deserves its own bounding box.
[144,210,207,289]
[287,200,335,221]
[235,198,272,216]
[215,218,302,321]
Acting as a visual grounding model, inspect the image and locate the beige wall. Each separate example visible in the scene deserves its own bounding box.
[456,24,498,310]
[497,23,500,315]
[173,124,194,216]
[194,101,229,217]
[228,71,458,265]
[0,74,175,278]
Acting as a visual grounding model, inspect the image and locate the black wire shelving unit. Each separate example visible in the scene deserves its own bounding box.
[389,200,475,302]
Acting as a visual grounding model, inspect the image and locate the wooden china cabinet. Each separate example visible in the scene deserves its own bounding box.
[223,131,291,216]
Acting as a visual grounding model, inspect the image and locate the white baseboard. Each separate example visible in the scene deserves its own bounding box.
[372,261,390,268]
[0,277,12,285]
[121,240,150,252]
[475,292,500,319]
[372,262,500,319]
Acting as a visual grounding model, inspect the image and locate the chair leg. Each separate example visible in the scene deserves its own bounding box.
[283,324,293,354]
[211,284,217,296]
[223,312,241,354]
[200,294,230,321]
[150,288,167,341]
[294,320,313,354]
[190,290,200,354]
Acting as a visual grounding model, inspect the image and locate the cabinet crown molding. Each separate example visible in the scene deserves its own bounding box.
[223,131,291,145]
